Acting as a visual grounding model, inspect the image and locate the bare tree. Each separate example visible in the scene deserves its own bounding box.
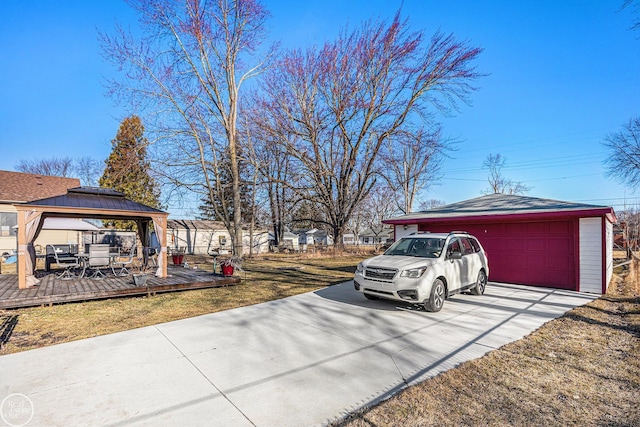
[15,156,102,185]
[622,0,640,31]
[101,0,275,256]
[75,157,102,186]
[380,126,451,214]
[603,116,640,188]
[16,157,75,178]
[255,12,482,248]
[418,198,446,210]
[243,103,298,246]
[616,205,640,254]
[482,153,531,195]
[360,186,399,249]
[347,186,398,247]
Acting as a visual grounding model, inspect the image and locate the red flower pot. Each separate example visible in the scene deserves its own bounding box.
[172,254,184,265]
[221,265,234,276]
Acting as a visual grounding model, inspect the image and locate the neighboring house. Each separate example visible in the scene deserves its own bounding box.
[384,193,616,294]
[344,226,393,246]
[297,228,333,246]
[0,170,80,256]
[167,219,269,255]
[268,231,300,252]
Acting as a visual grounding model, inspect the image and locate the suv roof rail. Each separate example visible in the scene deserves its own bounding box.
[448,231,469,235]
[407,231,431,236]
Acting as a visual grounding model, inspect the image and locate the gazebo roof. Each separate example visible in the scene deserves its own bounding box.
[20,187,166,220]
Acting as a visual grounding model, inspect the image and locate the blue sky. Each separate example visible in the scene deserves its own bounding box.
[1,1,638,216]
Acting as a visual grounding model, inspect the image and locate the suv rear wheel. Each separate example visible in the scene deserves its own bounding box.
[471,270,487,295]
[424,279,445,312]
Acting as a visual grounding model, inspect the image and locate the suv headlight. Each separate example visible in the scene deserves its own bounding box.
[356,263,364,274]
[400,266,427,278]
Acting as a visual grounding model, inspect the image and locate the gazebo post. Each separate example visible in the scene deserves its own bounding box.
[148,215,168,278]
[17,208,27,289]
[156,216,167,278]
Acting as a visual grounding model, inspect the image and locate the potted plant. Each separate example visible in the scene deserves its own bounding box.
[171,248,184,266]
[219,256,242,276]
[132,257,149,286]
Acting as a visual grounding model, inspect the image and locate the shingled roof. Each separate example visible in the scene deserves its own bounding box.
[0,170,80,203]
[167,219,227,230]
[385,193,616,223]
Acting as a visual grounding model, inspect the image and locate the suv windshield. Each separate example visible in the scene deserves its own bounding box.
[384,237,445,258]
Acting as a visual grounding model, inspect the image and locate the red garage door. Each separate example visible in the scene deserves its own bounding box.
[418,221,576,290]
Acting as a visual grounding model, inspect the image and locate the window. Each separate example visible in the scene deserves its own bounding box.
[460,238,474,255]
[0,212,17,237]
[469,237,481,253]
[447,238,461,255]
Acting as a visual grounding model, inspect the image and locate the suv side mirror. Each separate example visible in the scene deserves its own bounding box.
[448,251,462,260]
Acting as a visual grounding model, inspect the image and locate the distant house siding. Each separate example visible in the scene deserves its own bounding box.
[579,217,602,293]
[168,225,269,255]
[0,205,17,255]
[241,230,270,254]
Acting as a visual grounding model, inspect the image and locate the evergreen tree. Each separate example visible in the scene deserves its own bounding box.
[100,115,161,230]
[197,155,253,223]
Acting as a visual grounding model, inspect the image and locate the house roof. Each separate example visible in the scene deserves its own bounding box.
[167,219,268,232]
[359,227,393,238]
[21,187,166,219]
[296,228,329,236]
[0,170,80,203]
[384,193,616,224]
[167,219,227,230]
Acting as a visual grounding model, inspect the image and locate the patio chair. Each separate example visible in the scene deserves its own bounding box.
[46,244,81,280]
[146,247,159,267]
[111,249,135,276]
[87,244,111,279]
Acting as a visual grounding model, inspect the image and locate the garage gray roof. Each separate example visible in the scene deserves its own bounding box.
[385,193,615,223]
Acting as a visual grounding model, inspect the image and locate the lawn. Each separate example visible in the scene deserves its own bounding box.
[0,253,367,355]
[1,253,638,426]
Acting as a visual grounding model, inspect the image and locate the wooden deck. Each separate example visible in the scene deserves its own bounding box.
[0,266,241,309]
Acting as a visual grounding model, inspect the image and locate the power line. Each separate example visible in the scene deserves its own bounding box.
[451,127,610,156]
[445,152,605,174]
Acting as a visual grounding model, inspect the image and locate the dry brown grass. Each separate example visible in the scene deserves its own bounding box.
[335,263,640,427]
[0,254,366,355]
[2,253,639,426]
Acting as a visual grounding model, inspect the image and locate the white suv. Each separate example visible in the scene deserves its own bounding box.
[353,232,489,312]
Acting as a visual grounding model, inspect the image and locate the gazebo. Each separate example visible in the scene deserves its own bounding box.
[13,187,169,289]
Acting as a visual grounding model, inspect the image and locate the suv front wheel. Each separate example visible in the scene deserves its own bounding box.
[424,279,445,312]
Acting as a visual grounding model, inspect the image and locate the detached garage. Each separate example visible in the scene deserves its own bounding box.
[385,194,616,294]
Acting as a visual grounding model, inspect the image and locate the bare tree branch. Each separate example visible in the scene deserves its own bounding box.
[603,116,640,187]
[380,126,453,214]
[255,12,482,247]
[481,153,531,195]
[101,0,276,256]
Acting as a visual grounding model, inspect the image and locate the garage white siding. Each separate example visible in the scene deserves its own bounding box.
[579,217,602,293]
[605,219,613,292]
[395,224,418,240]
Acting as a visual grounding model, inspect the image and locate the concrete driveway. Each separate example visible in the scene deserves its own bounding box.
[0,281,596,426]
